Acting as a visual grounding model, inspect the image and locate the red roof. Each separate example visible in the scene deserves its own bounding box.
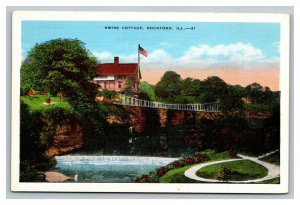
[96,63,138,76]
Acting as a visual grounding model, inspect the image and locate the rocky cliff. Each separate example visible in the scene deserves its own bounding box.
[44,124,84,158]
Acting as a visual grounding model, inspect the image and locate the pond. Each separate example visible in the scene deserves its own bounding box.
[53,155,178,183]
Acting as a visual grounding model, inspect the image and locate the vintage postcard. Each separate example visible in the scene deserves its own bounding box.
[11,11,290,193]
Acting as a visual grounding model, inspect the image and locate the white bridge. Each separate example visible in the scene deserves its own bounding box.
[114,94,220,112]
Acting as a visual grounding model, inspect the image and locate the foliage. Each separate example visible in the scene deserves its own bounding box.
[100,89,118,100]
[159,165,198,183]
[155,150,230,183]
[154,71,182,102]
[138,81,158,101]
[20,101,78,181]
[153,71,278,117]
[138,92,161,135]
[20,39,109,164]
[228,148,237,158]
[20,101,43,161]
[20,160,46,182]
[245,83,279,105]
[136,151,211,183]
[201,76,228,102]
[196,160,268,181]
[123,77,134,95]
[156,166,169,177]
[57,92,65,102]
[39,107,80,152]
[217,165,231,181]
[184,126,206,151]
[21,38,100,111]
[264,103,280,151]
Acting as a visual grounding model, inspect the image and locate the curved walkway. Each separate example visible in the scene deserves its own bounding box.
[184,150,280,183]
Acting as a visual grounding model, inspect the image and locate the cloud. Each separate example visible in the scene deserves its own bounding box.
[93,51,112,59]
[93,42,278,69]
[180,42,265,64]
[143,49,173,64]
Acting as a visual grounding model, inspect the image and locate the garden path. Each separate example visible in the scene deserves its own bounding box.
[184,150,280,183]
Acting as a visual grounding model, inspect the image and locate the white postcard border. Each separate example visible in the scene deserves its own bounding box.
[11,11,290,193]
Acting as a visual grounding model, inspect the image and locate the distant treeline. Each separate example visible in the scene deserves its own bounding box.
[139,71,279,114]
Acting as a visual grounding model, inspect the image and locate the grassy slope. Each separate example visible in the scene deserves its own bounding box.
[138,81,158,101]
[159,150,231,183]
[196,160,268,181]
[259,152,280,165]
[21,95,71,112]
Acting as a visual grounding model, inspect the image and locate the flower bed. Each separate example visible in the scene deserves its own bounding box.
[135,152,209,183]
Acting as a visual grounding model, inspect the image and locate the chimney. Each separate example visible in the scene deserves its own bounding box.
[114,56,119,65]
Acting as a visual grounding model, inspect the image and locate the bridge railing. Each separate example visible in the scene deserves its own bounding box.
[113,94,219,112]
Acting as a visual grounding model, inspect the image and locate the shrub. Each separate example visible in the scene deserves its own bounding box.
[184,157,194,165]
[147,172,160,183]
[217,165,231,181]
[136,151,210,182]
[193,153,209,163]
[228,148,237,158]
[157,166,169,177]
[172,161,181,168]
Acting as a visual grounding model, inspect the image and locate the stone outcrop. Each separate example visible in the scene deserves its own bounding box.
[127,106,146,133]
[158,109,167,127]
[106,114,126,125]
[44,124,84,158]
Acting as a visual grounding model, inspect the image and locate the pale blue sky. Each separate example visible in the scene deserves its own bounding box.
[21,20,281,89]
[22,21,280,65]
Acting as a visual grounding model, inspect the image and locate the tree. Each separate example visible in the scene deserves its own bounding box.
[245,82,263,103]
[21,38,99,110]
[201,76,228,102]
[123,77,134,95]
[154,71,182,102]
[179,78,203,103]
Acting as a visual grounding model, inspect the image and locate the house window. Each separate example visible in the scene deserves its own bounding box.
[104,81,107,89]
[118,81,122,89]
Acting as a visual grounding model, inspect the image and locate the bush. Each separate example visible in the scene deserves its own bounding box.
[20,160,46,182]
[217,165,231,181]
[193,153,209,163]
[184,157,194,165]
[157,166,169,177]
[228,148,237,158]
[136,152,210,182]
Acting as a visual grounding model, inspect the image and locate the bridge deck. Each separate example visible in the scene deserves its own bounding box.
[113,94,219,112]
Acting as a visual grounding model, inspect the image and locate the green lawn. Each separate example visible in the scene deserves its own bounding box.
[159,150,232,183]
[21,95,72,112]
[259,152,280,165]
[196,160,268,181]
[159,165,198,183]
[138,81,158,101]
[257,177,280,184]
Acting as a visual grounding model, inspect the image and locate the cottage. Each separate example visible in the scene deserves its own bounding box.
[94,57,141,93]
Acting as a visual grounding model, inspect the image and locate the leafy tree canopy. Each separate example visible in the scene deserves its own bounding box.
[21,38,99,109]
[154,71,182,102]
